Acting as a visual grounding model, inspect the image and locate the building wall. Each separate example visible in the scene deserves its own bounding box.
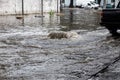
[0,0,60,15]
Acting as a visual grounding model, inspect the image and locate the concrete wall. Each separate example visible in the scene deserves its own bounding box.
[0,0,60,15]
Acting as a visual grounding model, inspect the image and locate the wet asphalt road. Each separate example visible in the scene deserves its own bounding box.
[0,8,120,80]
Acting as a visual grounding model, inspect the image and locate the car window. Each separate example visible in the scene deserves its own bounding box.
[87,3,91,6]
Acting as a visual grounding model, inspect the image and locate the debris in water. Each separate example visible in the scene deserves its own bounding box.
[16,16,24,19]
[48,31,79,39]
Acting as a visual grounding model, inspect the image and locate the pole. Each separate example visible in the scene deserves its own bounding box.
[60,0,62,11]
[41,0,43,16]
[57,0,58,13]
[22,0,24,15]
[103,0,106,8]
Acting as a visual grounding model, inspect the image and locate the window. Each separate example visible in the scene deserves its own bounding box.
[111,0,115,3]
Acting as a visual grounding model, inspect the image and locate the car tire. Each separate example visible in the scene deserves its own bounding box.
[105,26,118,36]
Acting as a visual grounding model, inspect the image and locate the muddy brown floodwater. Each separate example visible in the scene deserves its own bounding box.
[0,8,120,80]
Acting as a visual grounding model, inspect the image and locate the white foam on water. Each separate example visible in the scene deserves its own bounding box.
[0,26,48,39]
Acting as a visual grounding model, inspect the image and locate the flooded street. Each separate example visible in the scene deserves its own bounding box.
[0,8,120,80]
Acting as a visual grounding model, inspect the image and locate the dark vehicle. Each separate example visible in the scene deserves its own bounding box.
[100,1,120,35]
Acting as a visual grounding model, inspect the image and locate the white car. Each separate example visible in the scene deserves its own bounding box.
[85,1,99,9]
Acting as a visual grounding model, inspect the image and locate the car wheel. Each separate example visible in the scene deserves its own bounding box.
[105,26,118,36]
